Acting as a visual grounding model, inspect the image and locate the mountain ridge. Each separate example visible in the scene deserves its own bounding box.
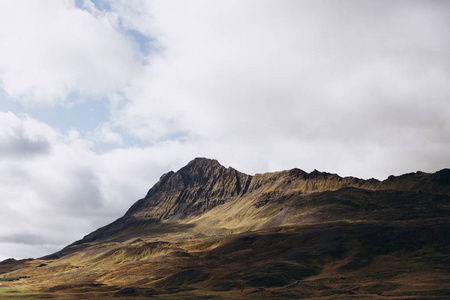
[62,158,449,249]
[1,157,449,299]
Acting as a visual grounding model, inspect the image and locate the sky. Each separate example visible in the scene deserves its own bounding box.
[0,0,449,260]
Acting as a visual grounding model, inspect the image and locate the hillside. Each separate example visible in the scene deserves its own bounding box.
[0,158,449,299]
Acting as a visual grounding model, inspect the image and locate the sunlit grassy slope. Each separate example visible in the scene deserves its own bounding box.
[1,158,449,299]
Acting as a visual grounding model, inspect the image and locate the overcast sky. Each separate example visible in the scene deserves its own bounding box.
[0,0,449,260]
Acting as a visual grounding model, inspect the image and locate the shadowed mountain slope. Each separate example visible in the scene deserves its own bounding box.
[1,158,449,299]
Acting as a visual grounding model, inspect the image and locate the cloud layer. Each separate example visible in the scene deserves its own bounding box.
[110,0,450,175]
[0,0,449,260]
[0,0,141,104]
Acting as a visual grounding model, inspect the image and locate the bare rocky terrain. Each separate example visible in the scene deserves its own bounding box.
[1,158,449,299]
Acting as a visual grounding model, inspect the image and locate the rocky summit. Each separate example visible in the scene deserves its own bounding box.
[1,158,449,299]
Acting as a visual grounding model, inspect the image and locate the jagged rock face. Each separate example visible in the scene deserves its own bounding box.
[116,158,448,222]
[125,158,252,220]
[72,158,449,246]
[125,158,450,224]
[124,158,373,223]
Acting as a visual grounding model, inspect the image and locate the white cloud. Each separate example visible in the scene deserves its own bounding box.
[100,0,450,178]
[0,112,95,257]
[0,112,52,157]
[90,123,123,145]
[5,0,446,179]
[0,0,141,104]
[0,112,138,259]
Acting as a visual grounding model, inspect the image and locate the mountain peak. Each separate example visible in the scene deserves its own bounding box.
[177,157,228,185]
[186,157,222,167]
[121,157,250,223]
[184,157,223,170]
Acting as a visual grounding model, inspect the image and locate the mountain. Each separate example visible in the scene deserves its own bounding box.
[1,158,449,299]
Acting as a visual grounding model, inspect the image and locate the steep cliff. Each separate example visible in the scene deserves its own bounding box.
[125,158,252,220]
